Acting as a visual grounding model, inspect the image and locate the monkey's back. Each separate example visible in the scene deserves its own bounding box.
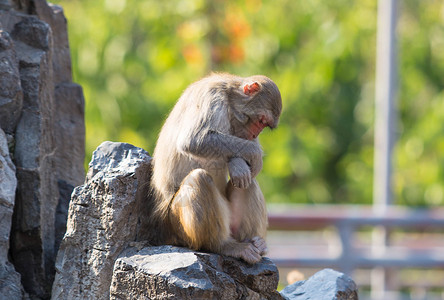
[151,74,233,215]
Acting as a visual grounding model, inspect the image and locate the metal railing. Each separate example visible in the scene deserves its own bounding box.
[267,205,444,298]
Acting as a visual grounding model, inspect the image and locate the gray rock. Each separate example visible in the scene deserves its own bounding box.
[0,2,85,297]
[52,142,152,300]
[0,128,26,299]
[53,82,85,185]
[33,0,73,84]
[280,269,358,300]
[0,1,85,298]
[52,82,85,256]
[0,128,16,261]
[11,15,51,50]
[0,0,12,10]
[110,245,282,300]
[0,29,23,134]
[0,261,27,299]
[11,13,58,299]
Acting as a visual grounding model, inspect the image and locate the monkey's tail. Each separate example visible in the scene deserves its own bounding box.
[146,186,175,243]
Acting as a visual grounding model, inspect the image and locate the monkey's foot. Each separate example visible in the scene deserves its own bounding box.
[222,240,263,264]
[239,242,263,264]
[251,236,268,256]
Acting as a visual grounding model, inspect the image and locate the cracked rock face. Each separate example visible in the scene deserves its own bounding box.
[1,1,85,298]
[0,128,26,299]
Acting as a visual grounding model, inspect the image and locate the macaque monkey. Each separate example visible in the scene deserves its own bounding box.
[151,73,282,264]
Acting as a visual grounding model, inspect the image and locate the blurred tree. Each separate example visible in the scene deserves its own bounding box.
[52,0,444,206]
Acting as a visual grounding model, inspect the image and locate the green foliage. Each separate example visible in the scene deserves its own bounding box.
[53,0,444,206]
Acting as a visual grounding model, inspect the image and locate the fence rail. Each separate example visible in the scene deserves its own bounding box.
[267,205,444,274]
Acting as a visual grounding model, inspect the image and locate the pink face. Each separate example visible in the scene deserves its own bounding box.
[246,115,270,140]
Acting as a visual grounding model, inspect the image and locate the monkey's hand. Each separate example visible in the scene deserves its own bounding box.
[228,157,251,189]
[247,153,263,179]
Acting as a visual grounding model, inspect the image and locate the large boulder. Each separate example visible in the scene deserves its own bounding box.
[51,142,152,300]
[110,245,281,300]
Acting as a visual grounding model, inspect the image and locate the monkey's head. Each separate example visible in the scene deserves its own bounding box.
[229,75,282,140]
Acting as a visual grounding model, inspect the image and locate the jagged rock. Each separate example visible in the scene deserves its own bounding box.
[52,82,85,254]
[110,245,282,300]
[0,1,86,298]
[33,0,73,84]
[11,13,58,299]
[0,128,15,260]
[280,269,358,300]
[0,128,26,299]
[52,142,152,300]
[0,29,22,134]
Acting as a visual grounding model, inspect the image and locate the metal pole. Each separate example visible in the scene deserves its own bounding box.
[372,0,397,298]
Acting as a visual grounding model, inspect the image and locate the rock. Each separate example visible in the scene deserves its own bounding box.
[0,128,16,260]
[53,83,85,186]
[33,0,73,84]
[51,142,152,300]
[0,128,26,299]
[0,29,23,134]
[280,269,358,300]
[11,15,51,50]
[52,82,85,256]
[0,0,12,10]
[10,13,58,299]
[0,1,86,298]
[110,245,282,300]
[0,261,26,299]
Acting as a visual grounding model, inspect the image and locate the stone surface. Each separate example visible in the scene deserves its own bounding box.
[0,128,16,260]
[33,0,73,84]
[280,269,358,300]
[110,245,282,300]
[51,142,152,300]
[0,29,22,134]
[0,1,86,298]
[10,12,58,299]
[0,128,26,299]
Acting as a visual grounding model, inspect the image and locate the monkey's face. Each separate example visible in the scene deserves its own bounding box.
[236,76,282,140]
[244,114,273,140]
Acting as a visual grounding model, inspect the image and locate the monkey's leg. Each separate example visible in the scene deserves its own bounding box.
[169,169,263,264]
[226,179,268,255]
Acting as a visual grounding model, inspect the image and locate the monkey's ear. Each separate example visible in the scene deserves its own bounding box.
[243,82,260,96]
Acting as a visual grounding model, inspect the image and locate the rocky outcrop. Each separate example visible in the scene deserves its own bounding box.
[0,129,26,299]
[52,142,152,300]
[0,0,85,298]
[280,269,358,300]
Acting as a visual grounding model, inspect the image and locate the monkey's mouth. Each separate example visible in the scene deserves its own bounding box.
[247,116,269,140]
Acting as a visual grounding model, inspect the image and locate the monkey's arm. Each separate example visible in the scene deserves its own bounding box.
[180,131,262,166]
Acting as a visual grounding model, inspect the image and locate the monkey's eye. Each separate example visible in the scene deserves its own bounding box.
[259,115,269,128]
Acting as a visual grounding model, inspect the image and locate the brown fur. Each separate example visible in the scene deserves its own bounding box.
[151,73,282,264]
